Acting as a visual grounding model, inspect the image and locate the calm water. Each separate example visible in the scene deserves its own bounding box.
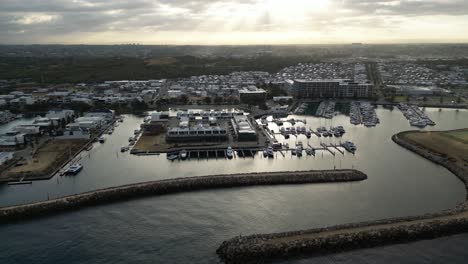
[0,107,467,263]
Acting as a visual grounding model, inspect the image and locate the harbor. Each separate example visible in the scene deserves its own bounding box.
[0,107,467,264]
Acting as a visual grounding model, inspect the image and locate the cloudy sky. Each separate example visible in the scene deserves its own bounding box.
[1,0,468,44]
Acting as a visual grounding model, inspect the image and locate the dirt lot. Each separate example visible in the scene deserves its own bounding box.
[1,139,88,181]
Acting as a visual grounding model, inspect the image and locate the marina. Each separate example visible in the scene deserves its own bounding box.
[350,101,380,127]
[315,100,336,119]
[397,103,436,128]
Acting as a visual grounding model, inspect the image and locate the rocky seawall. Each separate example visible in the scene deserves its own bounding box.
[0,170,366,224]
[216,132,468,263]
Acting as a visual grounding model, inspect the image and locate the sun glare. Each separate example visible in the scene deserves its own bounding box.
[262,0,330,14]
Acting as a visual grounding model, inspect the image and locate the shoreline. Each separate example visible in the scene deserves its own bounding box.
[0,169,366,224]
[216,131,468,263]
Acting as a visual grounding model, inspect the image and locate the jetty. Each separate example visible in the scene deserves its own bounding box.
[0,170,367,223]
[217,130,468,263]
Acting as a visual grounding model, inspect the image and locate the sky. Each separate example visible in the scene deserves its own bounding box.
[1,0,468,45]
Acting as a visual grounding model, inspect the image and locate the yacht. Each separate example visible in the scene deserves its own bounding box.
[134,129,141,135]
[64,163,83,175]
[333,130,342,137]
[305,148,315,156]
[98,136,106,143]
[266,146,274,158]
[306,131,311,138]
[342,141,357,153]
[179,150,188,160]
[226,147,234,159]
[296,146,303,157]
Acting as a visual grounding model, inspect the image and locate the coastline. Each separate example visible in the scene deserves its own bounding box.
[216,130,468,264]
[0,169,366,223]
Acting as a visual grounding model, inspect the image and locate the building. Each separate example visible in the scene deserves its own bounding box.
[56,127,91,140]
[141,111,169,135]
[166,125,228,142]
[292,79,374,99]
[238,86,267,104]
[231,115,257,141]
[0,131,26,150]
[0,152,14,166]
[273,96,293,102]
[85,109,115,122]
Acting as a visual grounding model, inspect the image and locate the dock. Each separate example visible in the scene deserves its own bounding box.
[320,142,335,156]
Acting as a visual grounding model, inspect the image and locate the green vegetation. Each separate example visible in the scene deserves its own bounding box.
[443,130,468,144]
[0,55,319,84]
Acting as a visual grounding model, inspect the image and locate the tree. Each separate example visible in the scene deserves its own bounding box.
[204,96,212,104]
[130,100,148,113]
[179,94,189,105]
[214,96,224,104]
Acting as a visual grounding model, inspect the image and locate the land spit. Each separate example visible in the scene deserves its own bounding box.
[217,131,468,264]
[0,170,366,224]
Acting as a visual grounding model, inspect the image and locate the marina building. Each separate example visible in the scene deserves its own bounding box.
[292,79,374,99]
[231,115,257,141]
[166,126,228,142]
[141,111,169,135]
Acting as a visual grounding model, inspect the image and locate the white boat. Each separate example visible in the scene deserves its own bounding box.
[134,129,141,135]
[98,137,106,143]
[64,163,83,175]
[121,146,129,152]
[179,150,188,160]
[226,147,234,159]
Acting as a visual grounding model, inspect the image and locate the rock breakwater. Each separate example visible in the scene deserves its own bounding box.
[0,170,366,224]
